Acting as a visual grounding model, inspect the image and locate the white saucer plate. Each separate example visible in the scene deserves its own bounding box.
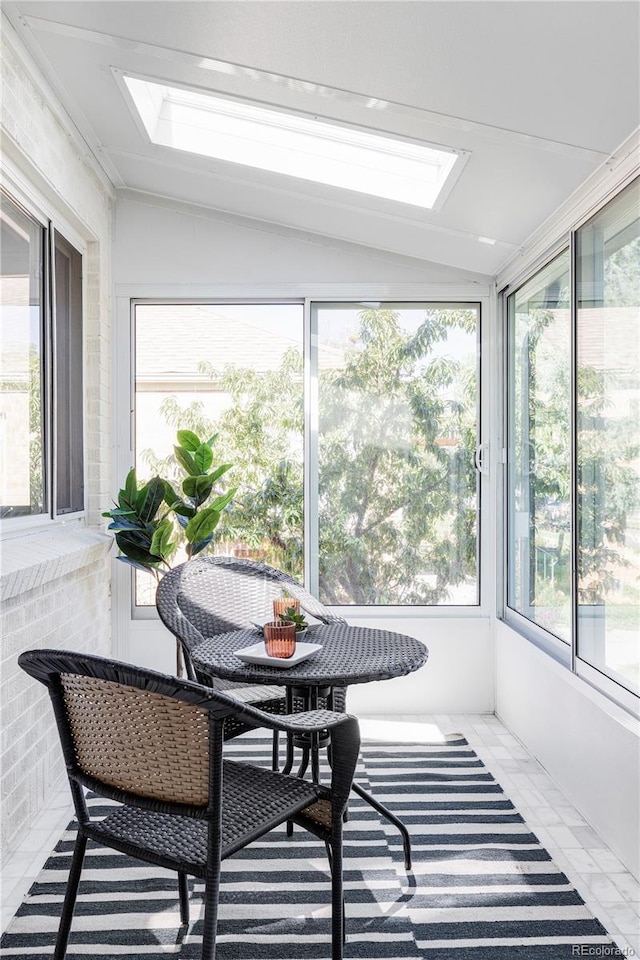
[233,641,322,668]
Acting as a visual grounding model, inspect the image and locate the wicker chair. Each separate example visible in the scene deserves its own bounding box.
[156,557,348,746]
[19,649,360,960]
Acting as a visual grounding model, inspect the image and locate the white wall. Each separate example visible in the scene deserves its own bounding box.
[345,614,493,715]
[0,17,113,860]
[496,621,640,879]
[114,191,491,287]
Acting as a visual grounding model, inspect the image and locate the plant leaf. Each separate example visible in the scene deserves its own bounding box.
[185,506,220,543]
[138,477,166,524]
[150,518,176,560]
[194,443,214,474]
[190,534,214,556]
[208,488,237,512]
[117,556,161,574]
[124,468,138,504]
[163,480,195,517]
[176,429,201,452]
[174,446,198,476]
[208,463,233,484]
[118,490,137,512]
[182,475,213,503]
[115,532,161,565]
[108,519,144,531]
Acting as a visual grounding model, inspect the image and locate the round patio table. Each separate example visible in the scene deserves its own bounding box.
[192,622,428,869]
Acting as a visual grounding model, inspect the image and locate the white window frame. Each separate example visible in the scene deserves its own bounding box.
[114,284,492,642]
[498,169,640,717]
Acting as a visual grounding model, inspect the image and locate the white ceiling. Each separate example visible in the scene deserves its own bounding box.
[5,1,639,275]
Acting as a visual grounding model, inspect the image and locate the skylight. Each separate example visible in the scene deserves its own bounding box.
[123,75,460,210]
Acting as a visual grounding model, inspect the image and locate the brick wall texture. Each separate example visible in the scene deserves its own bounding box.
[1,20,115,860]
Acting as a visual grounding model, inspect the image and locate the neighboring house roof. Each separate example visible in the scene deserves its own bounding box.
[135,303,345,386]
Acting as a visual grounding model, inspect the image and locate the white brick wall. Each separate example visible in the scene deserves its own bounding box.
[1,17,115,861]
[1,548,110,854]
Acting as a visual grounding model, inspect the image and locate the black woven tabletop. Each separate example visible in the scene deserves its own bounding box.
[192,623,428,689]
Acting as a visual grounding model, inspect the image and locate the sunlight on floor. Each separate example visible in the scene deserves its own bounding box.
[359,717,449,743]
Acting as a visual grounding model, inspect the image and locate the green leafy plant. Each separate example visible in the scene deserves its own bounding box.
[277,606,309,630]
[103,430,236,578]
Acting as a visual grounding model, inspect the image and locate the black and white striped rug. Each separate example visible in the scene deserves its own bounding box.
[1,733,618,959]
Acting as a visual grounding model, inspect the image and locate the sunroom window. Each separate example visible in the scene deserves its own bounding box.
[133,300,481,607]
[0,191,84,522]
[506,251,571,641]
[505,176,640,706]
[576,180,640,697]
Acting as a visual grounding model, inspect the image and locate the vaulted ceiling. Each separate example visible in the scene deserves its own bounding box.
[5,1,639,275]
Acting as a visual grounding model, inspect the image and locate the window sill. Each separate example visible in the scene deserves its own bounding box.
[0,524,112,602]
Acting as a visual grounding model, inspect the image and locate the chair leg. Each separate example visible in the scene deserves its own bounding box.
[271,730,280,771]
[325,839,346,947]
[53,832,87,960]
[178,871,190,926]
[200,873,221,960]
[330,830,344,960]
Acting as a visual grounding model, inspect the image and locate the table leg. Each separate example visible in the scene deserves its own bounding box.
[351,780,412,871]
[309,686,321,783]
[281,688,295,776]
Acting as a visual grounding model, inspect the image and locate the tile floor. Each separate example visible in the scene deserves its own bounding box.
[2,713,639,957]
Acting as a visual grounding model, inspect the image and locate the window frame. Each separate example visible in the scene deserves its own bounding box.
[0,181,87,534]
[500,176,640,716]
[52,226,85,518]
[309,299,483,608]
[118,288,491,622]
[503,247,573,656]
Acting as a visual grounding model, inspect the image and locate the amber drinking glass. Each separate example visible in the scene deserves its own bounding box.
[273,597,300,619]
[263,621,296,659]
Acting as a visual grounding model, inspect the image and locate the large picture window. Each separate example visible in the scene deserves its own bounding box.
[505,177,639,705]
[0,191,84,522]
[133,300,481,607]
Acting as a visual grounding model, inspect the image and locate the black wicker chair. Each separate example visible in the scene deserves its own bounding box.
[156,557,348,746]
[19,649,360,960]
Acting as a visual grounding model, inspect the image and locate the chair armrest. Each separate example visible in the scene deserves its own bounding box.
[230,702,361,812]
[231,702,354,735]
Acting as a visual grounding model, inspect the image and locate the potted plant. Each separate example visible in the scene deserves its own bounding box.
[277,606,309,639]
[103,429,236,672]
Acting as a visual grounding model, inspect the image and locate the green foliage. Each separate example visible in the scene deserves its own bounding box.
[103,431,236,576]
[28,349,43,512]
[277,607,309,629]
[102,470,174,575]
[577,365,640,604]
[317,308,478,604]
[140,347,304,578]
[516,302,640,610]
[141,308,479,604]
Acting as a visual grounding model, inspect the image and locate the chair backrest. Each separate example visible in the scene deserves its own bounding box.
[18,649,236,812]
[156,556,346,660]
